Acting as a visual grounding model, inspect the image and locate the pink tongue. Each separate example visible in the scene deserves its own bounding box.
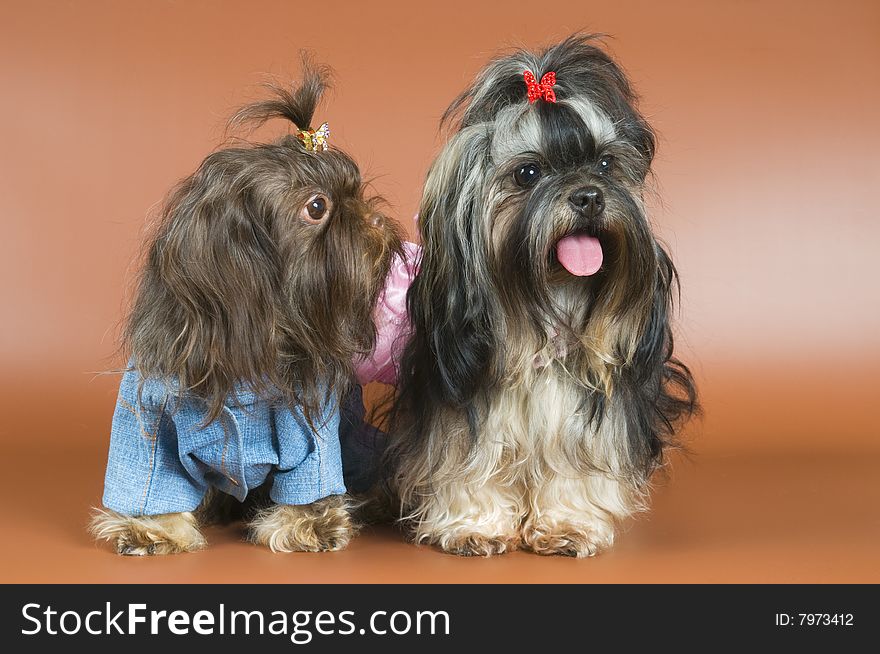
[556,233,603,276]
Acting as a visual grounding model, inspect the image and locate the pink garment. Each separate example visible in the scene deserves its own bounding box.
[354,241,420,386]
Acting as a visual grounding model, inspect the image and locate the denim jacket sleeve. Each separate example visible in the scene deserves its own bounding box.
[101,368,207,515]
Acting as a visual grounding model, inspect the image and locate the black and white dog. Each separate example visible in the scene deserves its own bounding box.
[386,35,698,557]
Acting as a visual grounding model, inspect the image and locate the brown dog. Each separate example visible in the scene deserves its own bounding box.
[91,58,400,555]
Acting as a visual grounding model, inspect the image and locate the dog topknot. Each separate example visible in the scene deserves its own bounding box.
[228,53,332,132]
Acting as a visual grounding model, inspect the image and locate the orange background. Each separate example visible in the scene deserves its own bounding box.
[1,0,877,583]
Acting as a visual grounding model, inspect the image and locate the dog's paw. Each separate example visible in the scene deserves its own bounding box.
[89,508,207,556]
[248,495,357,553]
[522,522,615,558]
[427,532,519,557]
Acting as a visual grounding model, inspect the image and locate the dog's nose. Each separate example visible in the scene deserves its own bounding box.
[569,186,605,217]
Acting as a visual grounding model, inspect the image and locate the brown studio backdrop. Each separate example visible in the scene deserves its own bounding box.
[0,0,877,582]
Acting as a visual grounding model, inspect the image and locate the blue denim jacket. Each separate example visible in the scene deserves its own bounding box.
[102,368,351,516]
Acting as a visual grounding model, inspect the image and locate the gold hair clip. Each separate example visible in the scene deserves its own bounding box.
[296,122,330,152]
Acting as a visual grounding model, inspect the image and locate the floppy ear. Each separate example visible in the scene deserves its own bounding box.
[126,161,281,421]
[404,126,496,416]
[629,243,676,376]
[617,241,699,474]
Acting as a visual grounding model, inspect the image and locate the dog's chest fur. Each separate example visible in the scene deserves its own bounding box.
[484,340,626,477]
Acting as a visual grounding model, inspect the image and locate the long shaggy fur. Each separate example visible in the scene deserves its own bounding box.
[97,57,400,555]
[125,58,399,425]
[89,509,206,556]
[384,35,698,557]
[248,495,358,552]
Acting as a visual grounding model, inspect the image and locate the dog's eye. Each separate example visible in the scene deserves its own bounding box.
[301,195,330,224]
[598,155,615,176]
[514,162,541,188]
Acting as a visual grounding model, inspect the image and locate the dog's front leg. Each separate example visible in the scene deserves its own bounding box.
[89,509,207,556]
[248,495,357,552]
[522,472,636,557]
[406,475,524,557]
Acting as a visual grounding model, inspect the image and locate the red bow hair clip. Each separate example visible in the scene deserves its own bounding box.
[523,70,557,104]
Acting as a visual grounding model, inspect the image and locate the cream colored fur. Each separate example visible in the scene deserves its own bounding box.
[398,340,645,558]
